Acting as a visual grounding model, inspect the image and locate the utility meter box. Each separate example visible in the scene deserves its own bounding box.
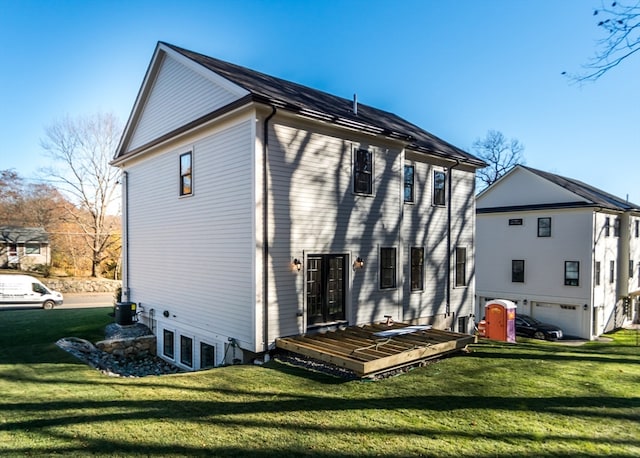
[484,300,517,343]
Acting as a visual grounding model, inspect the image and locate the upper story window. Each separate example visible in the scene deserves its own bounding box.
[180,152,193,196]
[455,247,467,287]
[404,165,415,203]
[604,217,611,237]
[537,217,551,237]
[595,261,601,286]
[379,247,397,289]
[614,218,621,237]
[564,261,579,286]
[433,170,446,206]
[353,148,373,195]
[508,218,523,226]
[512,260,525,283]
[636,220,639,238]
[410,247,424,291]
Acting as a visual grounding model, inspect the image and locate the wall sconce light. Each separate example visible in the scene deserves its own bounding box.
[583,303,588,311]
[354,257,365,270]
[292,258,302,272]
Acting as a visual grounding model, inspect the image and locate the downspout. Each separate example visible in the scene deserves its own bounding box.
[446,159,461,318]
[262,106,277,352]
[122,170,130,300]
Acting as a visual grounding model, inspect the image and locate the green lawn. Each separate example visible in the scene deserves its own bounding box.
[0,308,638,457]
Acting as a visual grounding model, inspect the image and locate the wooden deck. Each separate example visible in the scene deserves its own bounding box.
[275,323,476,377]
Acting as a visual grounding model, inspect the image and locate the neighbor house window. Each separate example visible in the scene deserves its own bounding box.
[433,170,446,206]
[595,261,601,286]
[200,342,216,369]
[455,247,467,287]
[605,217,611,236]
[163,329,175,359]
[180,335,193,368]
[614,218,621,237]
[180,152,193,196]
[404,165,415,203]
[537,217,551,237]
[410,247,424,291]
[565,261,579,286]
[512,260,525,283]
[610,260,615,284]
[25,243,40,255]
[379,247,397,289]
[630,260,635,278]
[636,220,639,238]
[353,148,373,195]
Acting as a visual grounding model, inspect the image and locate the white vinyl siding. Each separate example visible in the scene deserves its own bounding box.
[266,119,403,336]
[129,54,245,151]
[126,117,256,348]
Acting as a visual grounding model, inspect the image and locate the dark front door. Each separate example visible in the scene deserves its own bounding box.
[306,254,346,326]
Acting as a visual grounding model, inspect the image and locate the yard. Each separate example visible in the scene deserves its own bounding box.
[0,308,638,457]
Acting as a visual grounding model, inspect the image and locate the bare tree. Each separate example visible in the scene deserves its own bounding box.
[567,1,640,82]
[40,112,122,277]
[473,130,525,191]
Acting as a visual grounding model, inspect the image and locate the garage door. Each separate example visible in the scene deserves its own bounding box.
[532,302,585,339]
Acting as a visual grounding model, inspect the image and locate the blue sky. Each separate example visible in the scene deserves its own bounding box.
[1,0,638,202]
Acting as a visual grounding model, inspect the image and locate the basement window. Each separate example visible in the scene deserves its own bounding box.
[163,329,175,359]
[200,342,216,369]
[180,335,193,368]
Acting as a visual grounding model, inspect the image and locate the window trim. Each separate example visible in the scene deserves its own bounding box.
[379,247,397,290]
[512,259,525,283]
[410,246,424,291]
[537,217,551,237]
[564,261,580,286]
[179,151,193,196]
[433,170,446,206]
[455,247,467,287]
[404,164,415,203]
[353,148,373,195]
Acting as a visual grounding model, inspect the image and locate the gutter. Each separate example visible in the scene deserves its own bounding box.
[446,159,461,317]
[262,106,277,352]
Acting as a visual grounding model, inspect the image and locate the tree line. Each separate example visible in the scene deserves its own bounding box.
[1,113,122,278]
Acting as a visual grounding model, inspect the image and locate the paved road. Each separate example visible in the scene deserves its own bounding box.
[59,292,115,309]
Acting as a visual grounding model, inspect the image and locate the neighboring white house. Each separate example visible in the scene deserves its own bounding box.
[0,226,51,270]
[476,165,640,340]
[111,42,486,370]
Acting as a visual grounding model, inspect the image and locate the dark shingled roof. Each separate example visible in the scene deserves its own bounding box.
[522,165,640,212]
[0,227,49,244]
[161,42,485,167]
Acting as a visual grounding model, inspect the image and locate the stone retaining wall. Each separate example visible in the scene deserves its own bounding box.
[43,278,122,294]
[96,335,157,358]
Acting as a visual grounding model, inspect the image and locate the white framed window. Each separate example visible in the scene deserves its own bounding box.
[455,247,467,287]
[180,335,193,368]
[379,247,397,289]
[180,151,193,196]
[404,164,415,203]
[433,170,446,206]
[25,243,41,255]
[565,261,579,286]
[353,148,373,195]
[163,329,175,359]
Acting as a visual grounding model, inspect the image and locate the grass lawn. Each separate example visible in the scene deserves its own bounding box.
[0,308,639,457]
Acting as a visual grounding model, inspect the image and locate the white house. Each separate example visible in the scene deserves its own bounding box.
[0,226,51,270]
[476,165,640,340]
[111,42,486,370]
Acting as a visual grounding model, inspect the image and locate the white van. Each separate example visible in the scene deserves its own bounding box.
[0,274,64,309]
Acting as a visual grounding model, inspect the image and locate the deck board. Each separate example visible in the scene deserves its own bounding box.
[275,323,476,377]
